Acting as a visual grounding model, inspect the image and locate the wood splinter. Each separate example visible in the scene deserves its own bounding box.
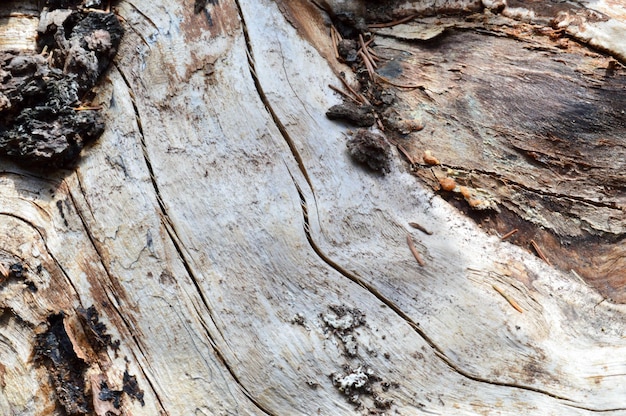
[500,228,518,240]
[492,285,523,313]
[406,234,425,266]
[409,222,433,235]
[530,240,552,266]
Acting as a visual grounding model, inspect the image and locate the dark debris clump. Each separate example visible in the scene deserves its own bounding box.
[0,2,123,169]
[326,102,376,127]
[346,129,391,174]
[98,379,123,409]
[123,370,145,406]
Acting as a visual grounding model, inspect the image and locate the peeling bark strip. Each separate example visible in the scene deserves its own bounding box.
[0,0,122,169]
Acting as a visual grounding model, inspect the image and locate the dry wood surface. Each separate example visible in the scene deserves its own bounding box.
[0,0,625,415]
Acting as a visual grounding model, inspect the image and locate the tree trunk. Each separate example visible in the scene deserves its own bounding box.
[1,0,625,415]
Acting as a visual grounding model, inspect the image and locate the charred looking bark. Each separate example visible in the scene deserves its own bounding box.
[35,313,91,415]
[35,307,144,415]
[0,2,122,169]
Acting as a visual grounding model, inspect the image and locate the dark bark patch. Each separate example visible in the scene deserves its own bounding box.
[77,305,120,353]
[35,307,144,414]
[98,379,123,409]
[0,261,37,292]
[0,3,123,169]
[380,25,626,300]
[35,313,91,415]
[123,370,145,406]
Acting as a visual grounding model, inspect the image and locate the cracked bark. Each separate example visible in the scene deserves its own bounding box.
[1,0,625,415]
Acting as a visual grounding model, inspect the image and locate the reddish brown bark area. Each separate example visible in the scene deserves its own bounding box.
[377,25,626,301]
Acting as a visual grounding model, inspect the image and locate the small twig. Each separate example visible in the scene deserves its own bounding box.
[359,34,377,69]
[530,240,552,266]
[328,84,361,105]
[366,51,378,69]
[570,269,587,286]
[368,48,383,59]
[369,51,382,62]
[395,143,415,165]
[330,27,340,60]
[368,14,419,29]
[338,76,369,105]
[500,228,519,240]
[409,222,433,235]
[387,137,415,164]
[331,25,343,42]
[358,50,376,79]
[73,105,103,111]
[376,115,385,131]
[492,285,523,313]
[406,234,425,267]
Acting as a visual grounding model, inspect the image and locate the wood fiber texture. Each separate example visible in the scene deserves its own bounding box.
[0,0,625,415]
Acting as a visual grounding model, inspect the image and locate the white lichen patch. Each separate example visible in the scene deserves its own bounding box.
[322,305,366,332]
[323,312,358,331]
[332,367,370,392]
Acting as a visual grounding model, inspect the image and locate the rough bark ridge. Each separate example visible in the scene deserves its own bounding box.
[0,0,624,415]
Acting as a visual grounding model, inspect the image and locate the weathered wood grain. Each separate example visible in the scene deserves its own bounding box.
[0,0,625,415]
[242,0,626,412]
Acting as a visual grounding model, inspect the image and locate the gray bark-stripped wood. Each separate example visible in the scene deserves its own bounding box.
[0,0,625,415]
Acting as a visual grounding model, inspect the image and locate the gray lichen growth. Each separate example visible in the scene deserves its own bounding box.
[322,305,397,411]
[331,365,393,410]
[322,305,366,331]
